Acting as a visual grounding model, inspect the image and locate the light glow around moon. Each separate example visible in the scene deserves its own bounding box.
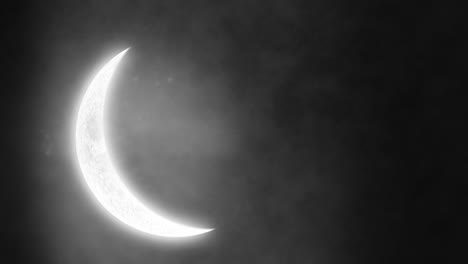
[75,48,214,237]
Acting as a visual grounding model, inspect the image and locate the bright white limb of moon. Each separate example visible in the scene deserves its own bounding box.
[75,48,213,237]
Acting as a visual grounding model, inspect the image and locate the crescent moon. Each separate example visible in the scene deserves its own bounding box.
[75,48,213,237]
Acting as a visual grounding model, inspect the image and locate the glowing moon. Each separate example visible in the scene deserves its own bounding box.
[75,48,213,237]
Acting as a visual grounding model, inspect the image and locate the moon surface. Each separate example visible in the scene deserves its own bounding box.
[75,48,213,237]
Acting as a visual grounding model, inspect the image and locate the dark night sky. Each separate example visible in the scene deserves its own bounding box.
[3,0,467,263]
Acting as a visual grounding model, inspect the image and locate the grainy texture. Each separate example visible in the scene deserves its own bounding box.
[5,0,466,263]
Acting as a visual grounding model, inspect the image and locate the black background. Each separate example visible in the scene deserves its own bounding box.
[3,0,467,263]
